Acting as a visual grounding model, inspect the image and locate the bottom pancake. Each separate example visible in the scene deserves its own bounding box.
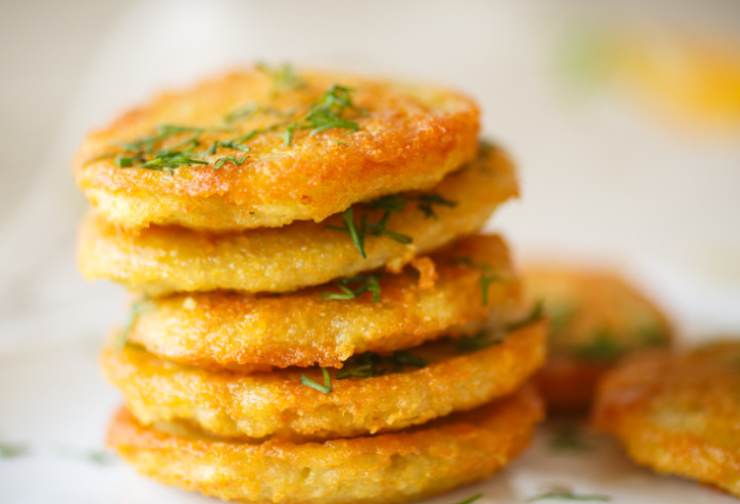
[102,320,546,440]
[593,341,740,497]
[108,386,543,504]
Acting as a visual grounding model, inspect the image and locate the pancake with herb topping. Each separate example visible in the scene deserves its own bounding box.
[107,385,542,504]
[75,66,480,231]
[120,234,521,371]
[102,319,545,440]
[523,265,673,411]
[78,145,517,295]
[593,340,740,497]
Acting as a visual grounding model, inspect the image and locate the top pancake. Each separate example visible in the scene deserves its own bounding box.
[75,66,480,231]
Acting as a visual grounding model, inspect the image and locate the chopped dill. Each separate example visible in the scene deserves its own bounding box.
[323,274,381,302]
[336,350,427,379]
[527,486,610,502]
[300,367,332,394]
[417,193,457,218]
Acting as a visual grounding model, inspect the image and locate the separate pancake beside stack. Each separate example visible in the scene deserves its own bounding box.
[75,65,546,504]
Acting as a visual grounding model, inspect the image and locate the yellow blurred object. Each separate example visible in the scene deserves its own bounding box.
[618,34,740,129]
[561,28,740,131]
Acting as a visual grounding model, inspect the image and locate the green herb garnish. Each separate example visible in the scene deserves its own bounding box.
[256,62,307,93]
[417,193,457,218]
[336,351,427,379]
[323,274,381,302]
[454,330,504,353]
[0,442,29,459]
[328,195,412,258]
[528,487,610,502]
[571,328,624,362]
[452,256,501,305]
[455,493,483,504]
[214,155,247,170]
[283,84,360,145]
[507,301,545,332]
[300,367,332,394]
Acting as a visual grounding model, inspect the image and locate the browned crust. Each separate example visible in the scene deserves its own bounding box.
[101,321,546,439]
[126,234,521,370]
[107,386,543,504]
[78,146,518,295]
[75,68,479,230]
[592,341,740,497]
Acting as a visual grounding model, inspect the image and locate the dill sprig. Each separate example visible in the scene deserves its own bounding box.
[256,62,307,93]
[283,84,360,145]
[328,195,412,258]
[455,330,504,353]
[507,301,545,332]
[336,351,427,379]
[570,328,624,362]
[455,494,483,504]
[452,256,501,305]
[323,274,381,302]
[300,367,332,394]
[527,486,610,502]
[417,193,457,218]
[214,155,247,170]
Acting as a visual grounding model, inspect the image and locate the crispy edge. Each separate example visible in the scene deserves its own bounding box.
[102,320,546,440]
[127,234,522,369]
[592,345,740,496]
[75,69,480,230]
[78,145,518,295]
[107,386,543,504]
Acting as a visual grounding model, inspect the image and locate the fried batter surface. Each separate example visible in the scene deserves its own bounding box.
[125,234,521,370]
[75,68,479,230]
[107,386,543,504]
[79,146,517,295]
[102,321,545,440]
[593,341,740,496]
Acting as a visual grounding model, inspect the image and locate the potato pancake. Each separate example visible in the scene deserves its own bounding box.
[123,234,521,370]
[79,145,517,295]
[107,386,543,504]
[75,67,479,231]
[593,341,740,497]
[524,265,672,411]
[102,320,545,440]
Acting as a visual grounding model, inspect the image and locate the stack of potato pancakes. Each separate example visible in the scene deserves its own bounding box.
[74,65,547,504]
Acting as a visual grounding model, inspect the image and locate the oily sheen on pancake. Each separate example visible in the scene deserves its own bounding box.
[107,386,543,504]
[593,341,740,497]
[79,145,518,295]
[102,320,545,439]
[75,67,480,230]
[524,265,672,411]
[125,234,521,371]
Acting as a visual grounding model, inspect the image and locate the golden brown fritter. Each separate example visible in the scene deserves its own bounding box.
[79,145,518,295]
[75,67,480,231]
[107,386,543,504]
[124,234,522,370]
[523,265,672,411]
[102,320,545,440]
[593,340,740,497]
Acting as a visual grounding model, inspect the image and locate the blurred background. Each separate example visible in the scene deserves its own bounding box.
[1,0,739,353]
